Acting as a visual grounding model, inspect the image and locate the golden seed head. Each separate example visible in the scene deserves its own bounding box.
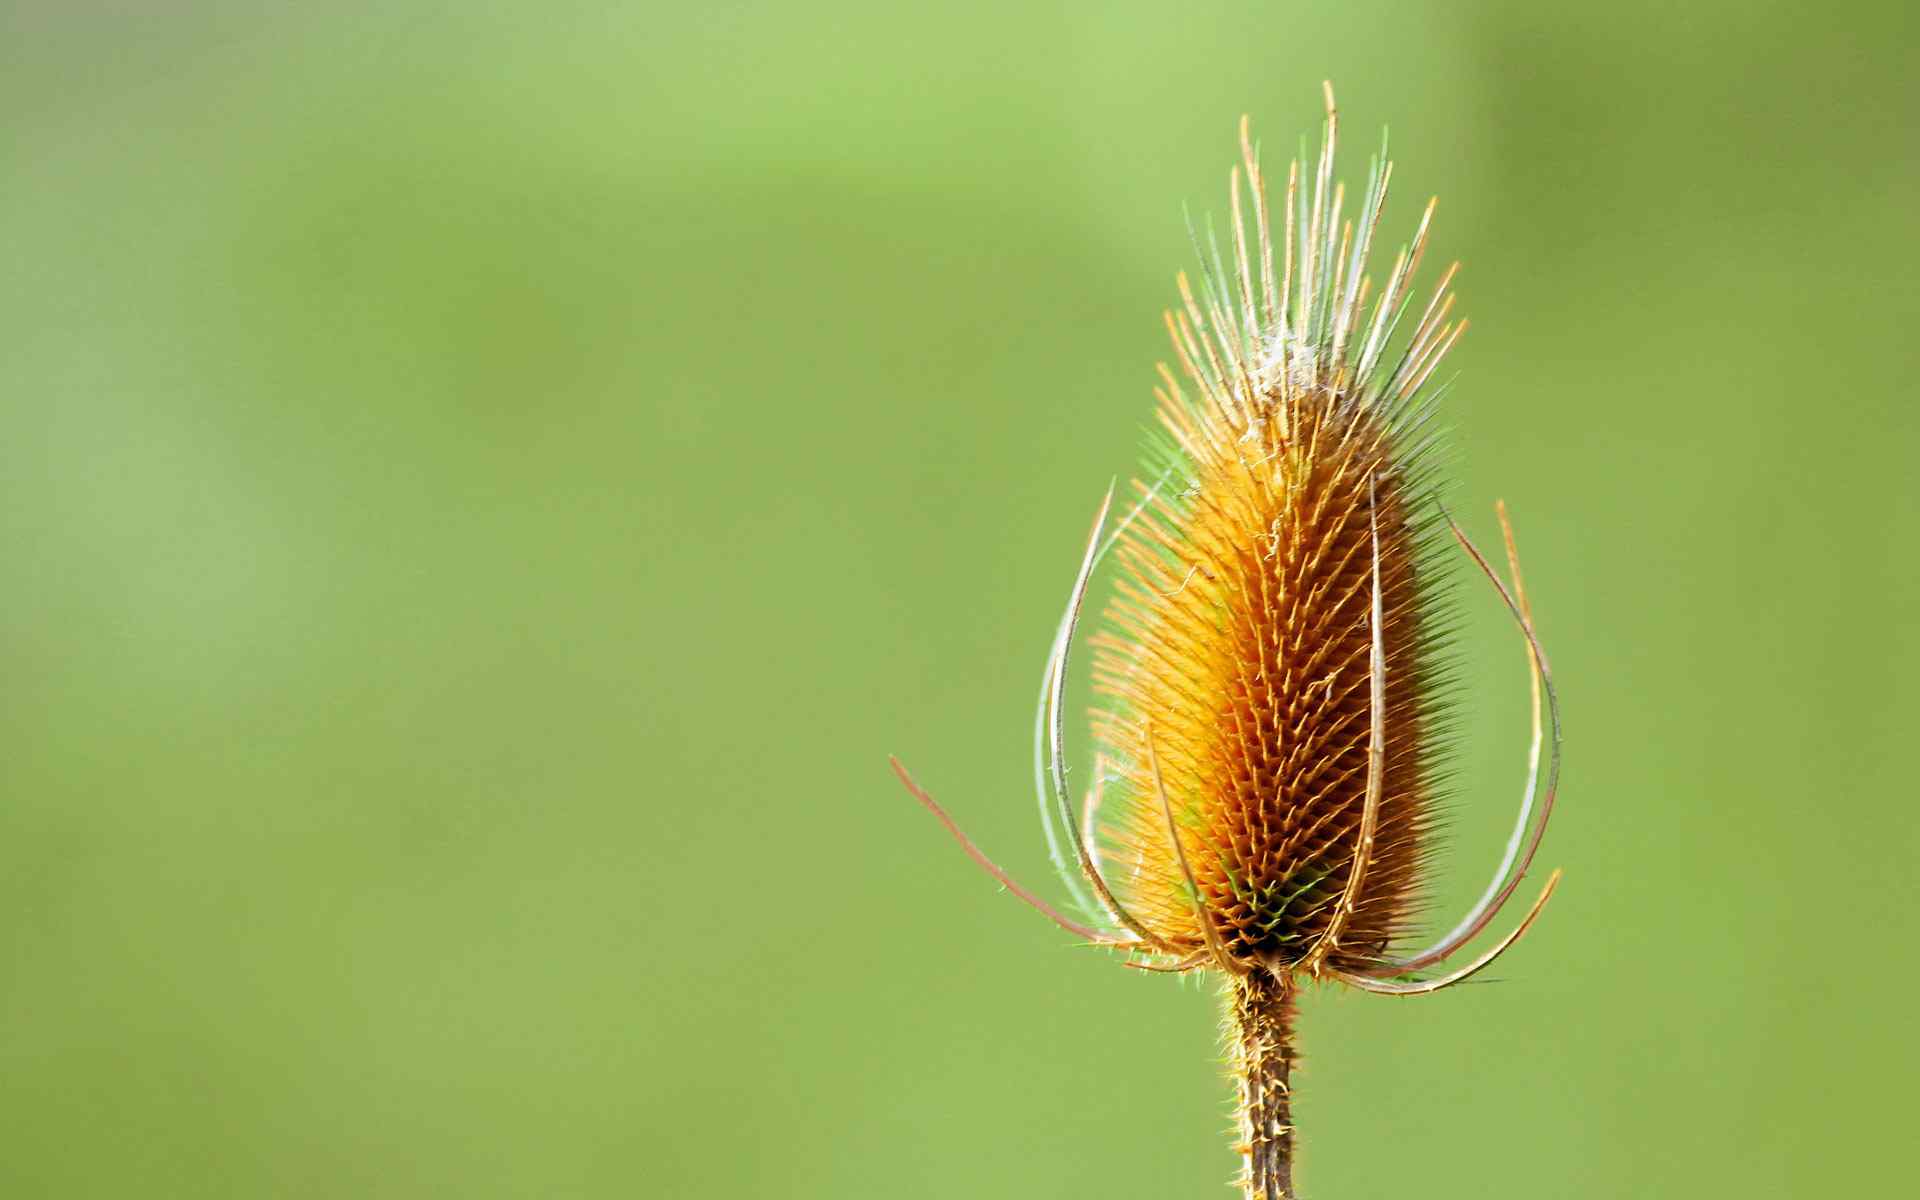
[1089,388,1442,972]
[1007,85,1464,979]
[895,84,1560,995]
[1081,96,1469,975]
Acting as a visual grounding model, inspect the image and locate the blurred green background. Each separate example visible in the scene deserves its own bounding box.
[4,2,1916,1196]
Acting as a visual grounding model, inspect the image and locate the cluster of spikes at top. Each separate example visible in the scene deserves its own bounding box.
[890,84,1561,1200]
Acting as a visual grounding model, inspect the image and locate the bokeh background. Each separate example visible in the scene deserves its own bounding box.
[5,2,1917,1196]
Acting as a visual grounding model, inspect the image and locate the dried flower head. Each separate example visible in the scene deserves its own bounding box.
[891,84,1562,1200]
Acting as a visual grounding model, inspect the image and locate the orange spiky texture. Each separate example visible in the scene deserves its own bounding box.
[1086,97,1458,977]
[1089,360,1438,973]
[890,85,1563,1200]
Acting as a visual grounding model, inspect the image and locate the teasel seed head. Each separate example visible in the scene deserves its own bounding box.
[890,84,1563,1198]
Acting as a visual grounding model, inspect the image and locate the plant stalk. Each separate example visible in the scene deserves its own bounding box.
[1231,971,1297,1199]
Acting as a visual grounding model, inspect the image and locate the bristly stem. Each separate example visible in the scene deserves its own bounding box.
[1231,971,1297,1199]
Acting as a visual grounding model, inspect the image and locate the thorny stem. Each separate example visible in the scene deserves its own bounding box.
[1231,971,1298,1200]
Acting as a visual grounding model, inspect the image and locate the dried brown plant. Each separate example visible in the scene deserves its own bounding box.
[891,84,1562,1199]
